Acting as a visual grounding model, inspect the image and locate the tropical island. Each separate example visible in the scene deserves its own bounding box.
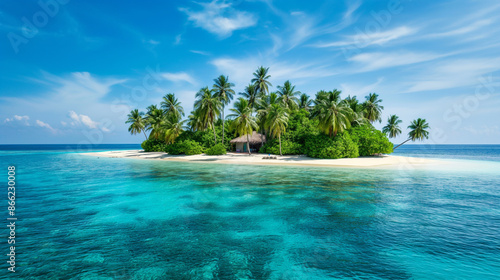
[122,66,429,161]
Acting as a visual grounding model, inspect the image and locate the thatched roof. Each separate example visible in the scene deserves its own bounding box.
[230,131,266,144]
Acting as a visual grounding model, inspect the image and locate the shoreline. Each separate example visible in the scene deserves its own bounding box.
[83,150,441,169]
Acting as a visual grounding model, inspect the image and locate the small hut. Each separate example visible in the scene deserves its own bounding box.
[230,131,266,153]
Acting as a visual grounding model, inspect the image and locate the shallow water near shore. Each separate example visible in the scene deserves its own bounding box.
[1,145,499,279]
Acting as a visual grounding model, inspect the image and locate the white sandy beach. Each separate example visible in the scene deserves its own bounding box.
[84,150,440,169]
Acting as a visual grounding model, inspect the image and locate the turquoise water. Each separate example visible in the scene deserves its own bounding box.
[393,144,500,162]
[1,145,499,279]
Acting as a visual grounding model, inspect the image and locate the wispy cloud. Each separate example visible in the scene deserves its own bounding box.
[4,115,30,125]
[266,1,361,53]
[349,51,442,72]
[179,1,257,38]
[427,19,495,38]
[312,26,417,48]
[211,57,337,90]
[340,78,385,97]
[190,50,210,56]
[174,34,182,45]
[405,58,500,93]
[31,71,127,101]
[146,39,160,45]
[36,120,56,133]
[161,72,197,85]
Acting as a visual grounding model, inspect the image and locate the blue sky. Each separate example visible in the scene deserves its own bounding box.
[1,0,499,144]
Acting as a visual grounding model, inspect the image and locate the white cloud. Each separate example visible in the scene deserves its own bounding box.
[265,1,360,53]
[161,72,197,85]
[313,26,416,49]
[148,39,160,45]
[4,115,30,125]
[211,57,337,91]
[340,78,385,97]
[349,51,442,72]
[14,115,29,121]
[405,58,500,93]
[36,120,56,133]
[68,111,100,130]
[428,19,494,38]
[174,34,181,45]
[343,1,361,21]
[179,1,257,38]
[31,71,127,101]
[80,114,98,129]
[190,50,210,56]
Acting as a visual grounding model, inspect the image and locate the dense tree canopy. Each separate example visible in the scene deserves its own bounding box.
[130,67,429,158]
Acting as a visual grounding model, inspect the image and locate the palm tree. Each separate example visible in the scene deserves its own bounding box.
[256,92,279,146]
[213,75,235,145]
[315,98,353,138]
[228,98,257,155]
[394,118,430,150]
[298,93,313,111]
[251,66,272,97]
[315,89,342,104]
[126,109,147,139]
[277,80,300,110]
[145,105,167,140]
[383,115,402,138]
[194,87,222,144]
[362,93,384,123]
[160,93,184,120]
[146,104,158,115]
[164,114,186,144]
[265,104,289,156]
[187,110,203,132]
[344,95,367,126]
[345,95,362,113]
[240,84,258,108]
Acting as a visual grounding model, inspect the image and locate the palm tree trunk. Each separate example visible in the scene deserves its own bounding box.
[247,134,251,155]
[279,134,282,156]
[393,138,411,150]
[221,106,225,145]
[213,121,217,144]
[143,130,147,140]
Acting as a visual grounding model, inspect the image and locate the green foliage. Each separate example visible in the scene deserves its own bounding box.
[286,109,320,145]
[176,122,235,150]
[335,133,359,158]
[141,139,167,152]
[165,140,204,155]
[206,143,227,155]
[260,139,302,155]
[349,124,393,156]
[304,132,358,159]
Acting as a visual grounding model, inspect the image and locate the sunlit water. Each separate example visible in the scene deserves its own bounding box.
[0,145,499,279]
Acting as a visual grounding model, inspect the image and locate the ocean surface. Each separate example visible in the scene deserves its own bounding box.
[0,144,499,279]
